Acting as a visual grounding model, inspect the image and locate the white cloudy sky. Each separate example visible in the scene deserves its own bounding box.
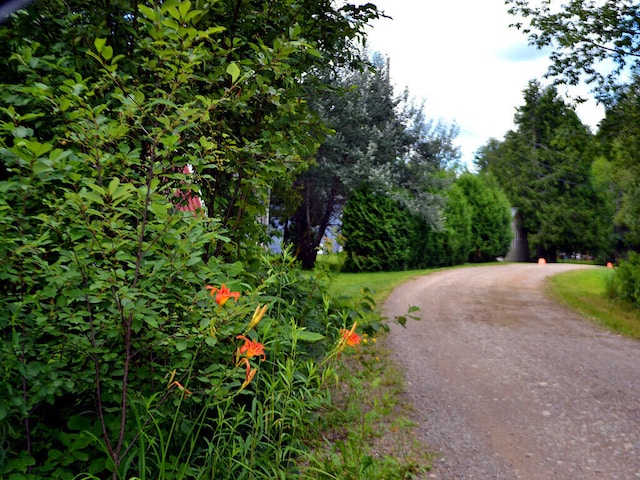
[361,0,605,168]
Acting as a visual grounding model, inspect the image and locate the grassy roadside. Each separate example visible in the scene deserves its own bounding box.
[301,262,435,479]
[310,260,640,478]
[545,267,640,339]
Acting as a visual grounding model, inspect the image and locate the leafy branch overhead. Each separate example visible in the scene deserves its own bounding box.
[506,0,640,97]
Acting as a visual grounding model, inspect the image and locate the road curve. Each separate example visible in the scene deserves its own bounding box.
[383,263,640,480]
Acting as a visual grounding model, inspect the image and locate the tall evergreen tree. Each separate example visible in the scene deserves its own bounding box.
[476,81,604,260]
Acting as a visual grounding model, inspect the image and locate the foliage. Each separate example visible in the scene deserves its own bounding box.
[506,0,640,98]
[610,253,640,311]
[546,267,640,339]
[475,81,607,260]
[275,53,459,269]
[0,1,385,478]
[596,77,640,249]
[0,0,381,263]
[455,173,512,263]
[304,347,432,480]
[407,182,472,268]
[341,184,413,272]
[341,174,491,272]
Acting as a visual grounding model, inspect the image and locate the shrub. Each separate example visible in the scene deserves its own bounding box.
[456,173,512,262]
[0,6,366,477]
[610,252,640,309]
[341,184,412,272]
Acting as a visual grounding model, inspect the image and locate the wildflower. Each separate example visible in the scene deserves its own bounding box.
[336,322,361,356]
[235,335,266,390]
[168,380,193,397]
[340,325,361,349]
[239,358,258,390]
[236,335,266,361]
[247,304,268,331]
[206,284,240,306]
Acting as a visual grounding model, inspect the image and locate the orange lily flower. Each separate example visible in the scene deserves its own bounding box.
[235,335,265,390]
[238,358,258,390]
[340,325,361,349]
[337,322,361,354]
[236,335,266,361]
[206,284,240,306]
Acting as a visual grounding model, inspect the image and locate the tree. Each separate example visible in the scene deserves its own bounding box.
[455,173,512,263]
[277,54,400,269]
[0,0,381,262]
[505,0,640,263]
[276,53,459,269]
[476,81,606,260]
[595,77,640,250]
[506,0,640,98]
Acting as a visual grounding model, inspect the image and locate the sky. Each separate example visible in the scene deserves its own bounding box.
[361,0,606,168]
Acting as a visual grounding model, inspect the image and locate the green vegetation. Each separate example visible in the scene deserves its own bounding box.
[306,344,433,479]
[329,269,430,304]
[546,268,640,339]
[340,174,511,272]
[3,0,640,478]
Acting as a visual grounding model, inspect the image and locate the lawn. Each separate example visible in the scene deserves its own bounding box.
[545,267,640,339]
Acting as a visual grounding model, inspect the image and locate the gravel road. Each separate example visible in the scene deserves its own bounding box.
[383,263,640,480]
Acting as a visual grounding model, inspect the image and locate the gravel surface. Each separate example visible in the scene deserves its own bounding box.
[383,263,640,480]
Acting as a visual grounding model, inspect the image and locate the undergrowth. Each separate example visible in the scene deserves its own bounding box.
[303,341,432,479]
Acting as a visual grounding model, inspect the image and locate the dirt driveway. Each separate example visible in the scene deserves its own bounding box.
[383,263,640,480]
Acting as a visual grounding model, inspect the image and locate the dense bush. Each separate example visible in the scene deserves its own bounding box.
[341,185,413,272]
[341,176,505,272]
[610,252,640,309]
[0,3,375,477]
[409,183,473,268]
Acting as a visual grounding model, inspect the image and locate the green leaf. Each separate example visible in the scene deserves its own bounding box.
[227,63,240,83]
[102,46,113,61]
[107,177,120,196]
[149,202,170,218]
[12,126,33,138]
[79,188,104,206]
[138,4,158,22]
[178,1,192,20]
[295,331,325,343]
[94,37,107,54]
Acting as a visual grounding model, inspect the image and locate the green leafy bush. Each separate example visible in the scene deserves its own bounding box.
[341,182,476,272]
[341,185,413,272]
[455,173,512,263]
[0,3,373,478]
[610,252,640,309]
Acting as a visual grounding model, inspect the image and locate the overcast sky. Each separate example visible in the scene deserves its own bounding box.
[361,0,605,168]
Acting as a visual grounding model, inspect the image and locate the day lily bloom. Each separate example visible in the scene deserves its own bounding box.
[235,335,265,390]
[236,335,266,361]
[247,304,268,331]
[206,284,240,306]
[340,324,361,349]
[239,358,258,390]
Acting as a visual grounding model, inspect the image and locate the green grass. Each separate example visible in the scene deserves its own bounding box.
[545,267,640,339]
[325,260,494,304]
[328,269,433,304]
